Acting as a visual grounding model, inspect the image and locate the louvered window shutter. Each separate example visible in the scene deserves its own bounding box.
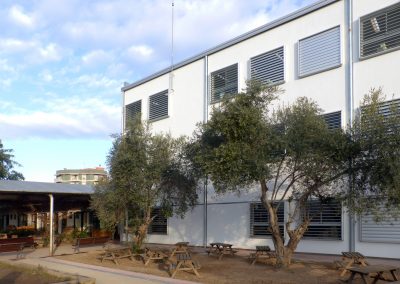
[360,208,400,243]
[125,100,142,123]
[360,2,400,58]
[321,111,341,130]
[250,202,284,237]
[149,90,168,121]
[148,208,168,235]
[250,46,284,85]
[210,63,238,104]
[298,26,341,77]
[303,199,342,240]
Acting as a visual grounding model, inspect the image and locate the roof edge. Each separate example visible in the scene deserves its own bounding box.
[122,0,340,92]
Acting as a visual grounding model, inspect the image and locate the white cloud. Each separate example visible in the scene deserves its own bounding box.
[82,49,114,67]
[126,45,154,60]
[9,5,35,28]
[0,97,121,139]
[0,38,63,63]
[39,70,53,82]
[73,73,120,89]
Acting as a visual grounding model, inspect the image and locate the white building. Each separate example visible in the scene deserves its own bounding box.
[121,0,400,258]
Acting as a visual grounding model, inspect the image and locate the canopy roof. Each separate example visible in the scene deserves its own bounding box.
[0,180,94,195]
[0,180,94,213]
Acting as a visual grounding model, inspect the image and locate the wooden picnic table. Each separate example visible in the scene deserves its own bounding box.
[207,242,238,260]
[170,242,190,258]
[335,251,369,276]
[250,246,276,265]
[140,247,169,266]
[170,253,201,279]
[99,245,134,265]
[343,265,399,284]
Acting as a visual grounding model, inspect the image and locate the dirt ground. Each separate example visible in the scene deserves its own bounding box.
[55,246,348,284]
[0,261,69,284]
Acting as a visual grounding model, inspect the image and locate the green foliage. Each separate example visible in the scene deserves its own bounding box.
[91,117,198,246]
[345,88,400,218]
[188,80,351,266]
[0,140,24,180]
[190,80,350,200]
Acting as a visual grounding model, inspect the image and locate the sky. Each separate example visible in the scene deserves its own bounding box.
[0,0,318,182]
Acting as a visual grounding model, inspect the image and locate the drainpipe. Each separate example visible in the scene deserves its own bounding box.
[203,55,208,248]
[345,0,355,252]
[49,194,54,256]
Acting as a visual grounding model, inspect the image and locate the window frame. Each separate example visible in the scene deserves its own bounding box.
[249,46,285,86]
[302,199,343,241]
[148,208,168,235]
[297,25,342,79]
[148,90,169,122]
[359,2,400,60]
[125,100,142,124]
[209,63,239,104]
[321,111,342,130]
[249,202,285,238]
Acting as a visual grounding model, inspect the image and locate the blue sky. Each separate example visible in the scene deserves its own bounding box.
[1,0,317,182]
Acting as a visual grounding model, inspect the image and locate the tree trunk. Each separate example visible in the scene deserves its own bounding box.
[134,208,152,250]
[260,179,309,268]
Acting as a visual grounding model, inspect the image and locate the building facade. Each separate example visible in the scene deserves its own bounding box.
[55,167,107,185]
[121,0,400,258]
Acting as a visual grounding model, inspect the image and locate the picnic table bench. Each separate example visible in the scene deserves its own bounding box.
[98,246,134,265]
[0,237,38,249]
[169,252,201,278]
[335,251,369,276]
[0,243,26,259]
[249,246,276,265]
[169,242,190,258]
[73,236,111,253]
[206,242,238,260]
[140,247,169,266]
[343,265,399,284]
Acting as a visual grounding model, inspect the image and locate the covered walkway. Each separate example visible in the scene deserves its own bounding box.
[0,180,94,256]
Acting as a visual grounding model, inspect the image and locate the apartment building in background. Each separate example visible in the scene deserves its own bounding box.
[121,0,400,258]
[55,167,107,185]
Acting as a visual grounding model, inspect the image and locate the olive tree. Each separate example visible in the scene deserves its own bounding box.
[91,118,198,248]
[188,81,351,267]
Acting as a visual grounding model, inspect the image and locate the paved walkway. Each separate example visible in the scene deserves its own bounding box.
[0,245,197,284]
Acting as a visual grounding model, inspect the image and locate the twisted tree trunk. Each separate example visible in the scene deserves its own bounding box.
[260,179,309,267]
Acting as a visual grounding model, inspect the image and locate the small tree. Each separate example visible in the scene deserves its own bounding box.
[91,118,198,248]
[0,140,24,180]
[188,81,351,267]
[345,88,400,219]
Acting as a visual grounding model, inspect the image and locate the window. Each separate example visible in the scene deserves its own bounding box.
[377,98,400,118]
[210,63,238,104]
[62,175,70,181]
[321,111,341,130]
[360,208,400,243]
[125,100,142,122]
[360,2,400,58]
[303,199,342,240]
[250,202,284,237]
[250,46,284,85]
[149,90,168,121]
[148,208,167,235]
[298,26,341,78]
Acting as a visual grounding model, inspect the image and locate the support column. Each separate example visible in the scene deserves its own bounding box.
[49,194,54,256]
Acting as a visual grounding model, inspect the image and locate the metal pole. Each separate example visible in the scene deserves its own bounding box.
[49,194,54,256]
[203,54,209,248]
[345,0,355,252]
